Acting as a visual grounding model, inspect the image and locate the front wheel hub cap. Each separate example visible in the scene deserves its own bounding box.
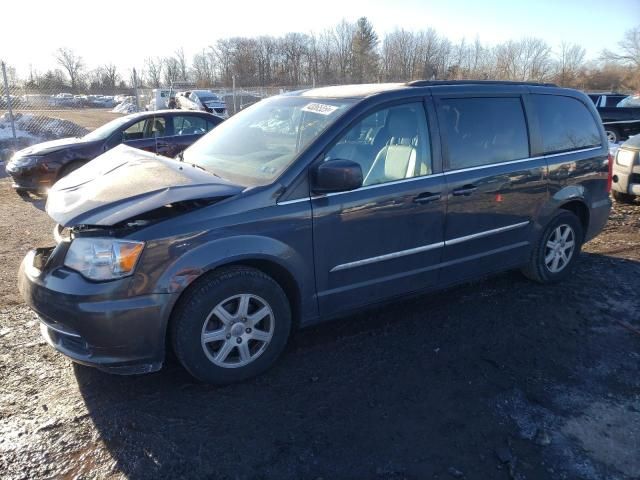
[200,293,275,368]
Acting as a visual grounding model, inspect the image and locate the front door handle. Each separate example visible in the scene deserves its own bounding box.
[413,192,442,204]
[452,184,478,196]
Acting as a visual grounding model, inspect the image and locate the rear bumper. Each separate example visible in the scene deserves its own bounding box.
[18,249,178,375]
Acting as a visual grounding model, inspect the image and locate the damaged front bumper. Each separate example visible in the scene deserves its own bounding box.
[18,245,178,375]
[5,163,56,191]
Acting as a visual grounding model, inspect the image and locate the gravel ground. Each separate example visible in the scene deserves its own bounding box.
[0,170,639,480]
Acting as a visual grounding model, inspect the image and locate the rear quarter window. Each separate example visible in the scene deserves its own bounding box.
[439,97,529,170]
[533,95,601,154]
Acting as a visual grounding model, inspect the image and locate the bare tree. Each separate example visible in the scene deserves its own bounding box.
[333,19,355,82]
[163,57,181,86]
[602,26,640,68]
[145,57,163,88]
[101,63,119,90]
[555,42,586,87]
[55,47,83,91]
[213,39,234,86]
[175,47,189,81]
[192,50,215,87]
[281,33,309,86]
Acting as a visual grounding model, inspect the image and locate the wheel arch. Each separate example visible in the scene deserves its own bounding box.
[557,199,589,237]
[159,234,312,339]
[163,255,304,361]
[539,185,591,238]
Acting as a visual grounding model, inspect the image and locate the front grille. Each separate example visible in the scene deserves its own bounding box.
[214,108,225,114]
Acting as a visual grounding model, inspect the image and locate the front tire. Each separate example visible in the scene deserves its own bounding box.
[612,190,636,204]
[171,266,292,384]
[522,211,583,284]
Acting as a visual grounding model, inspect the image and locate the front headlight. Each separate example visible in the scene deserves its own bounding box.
[64,238,144,281]
[10,155,43,168]
[616,149,636,167]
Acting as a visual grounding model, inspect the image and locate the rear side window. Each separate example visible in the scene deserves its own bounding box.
[439,97,529,170]
[532,95,601,154]
[172,115,208,136]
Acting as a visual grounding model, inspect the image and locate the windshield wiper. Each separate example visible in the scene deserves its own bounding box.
[188,161,222,179]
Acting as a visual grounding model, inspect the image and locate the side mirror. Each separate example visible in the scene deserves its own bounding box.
[312,159,363,194]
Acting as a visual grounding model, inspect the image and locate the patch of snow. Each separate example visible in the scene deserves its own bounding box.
[0,113,88,155]
[112,97,139,114]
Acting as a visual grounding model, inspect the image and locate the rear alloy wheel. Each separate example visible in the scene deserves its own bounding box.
[544,224,575,274]
[605,128,620,144]
[171,266,291,384]
[522,210,583,283]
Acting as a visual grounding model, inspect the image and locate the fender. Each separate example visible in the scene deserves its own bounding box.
[138,233,318,322]
[536,184,590,232]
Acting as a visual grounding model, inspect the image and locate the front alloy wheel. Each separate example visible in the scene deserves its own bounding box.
[171,266,292,384]
[201,294,274,368]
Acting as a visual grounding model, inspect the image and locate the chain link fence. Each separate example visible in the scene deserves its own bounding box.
[0,60,314,163]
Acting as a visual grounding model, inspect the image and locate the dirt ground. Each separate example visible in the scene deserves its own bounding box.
[1,109,121,130]
[0,169,639,480]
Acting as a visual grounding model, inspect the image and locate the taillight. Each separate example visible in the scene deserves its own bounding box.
[607,153,613,193]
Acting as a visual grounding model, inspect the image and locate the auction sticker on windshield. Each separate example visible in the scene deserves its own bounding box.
[301,103,339,115]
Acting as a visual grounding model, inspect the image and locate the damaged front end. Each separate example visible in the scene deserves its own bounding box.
[19,145,244,374]
[46,144,243,227]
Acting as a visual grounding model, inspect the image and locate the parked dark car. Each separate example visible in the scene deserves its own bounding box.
[18,81,611,384]
[176,90,228,118]
[587,92,627,108]
[5,110,222,191]
[590,93,640,143]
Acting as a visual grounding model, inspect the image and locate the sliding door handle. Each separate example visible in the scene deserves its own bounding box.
[452,185,478,196]
[413,192,442,204]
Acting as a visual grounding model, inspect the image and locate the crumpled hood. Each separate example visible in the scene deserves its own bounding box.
[46,144,243,227]
[16,137,85,156]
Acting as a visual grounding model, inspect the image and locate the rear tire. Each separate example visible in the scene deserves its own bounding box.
[612,190,636,204]
[605,127,620,144]
[522,210,583,284]
[171,266,292,384]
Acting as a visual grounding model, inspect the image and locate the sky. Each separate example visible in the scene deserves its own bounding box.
[1,0,638,77]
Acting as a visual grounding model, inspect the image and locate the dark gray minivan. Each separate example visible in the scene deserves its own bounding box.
[19,81,612,384]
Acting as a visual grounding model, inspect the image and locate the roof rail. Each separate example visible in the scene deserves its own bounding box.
[406,80,558,87]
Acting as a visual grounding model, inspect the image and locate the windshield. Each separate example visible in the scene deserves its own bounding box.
[182,96,356,186]
[83,116,136,141]
[616,95,640,108]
